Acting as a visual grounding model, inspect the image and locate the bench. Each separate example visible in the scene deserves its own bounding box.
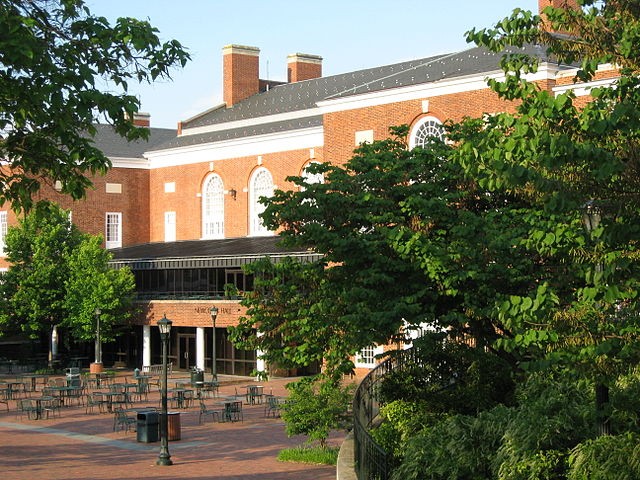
[142,362,173,376]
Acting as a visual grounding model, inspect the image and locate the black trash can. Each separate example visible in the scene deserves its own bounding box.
[137,411,159,443]
[190,370,204,386]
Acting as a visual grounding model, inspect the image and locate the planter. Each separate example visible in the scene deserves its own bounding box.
[90,362,104,373]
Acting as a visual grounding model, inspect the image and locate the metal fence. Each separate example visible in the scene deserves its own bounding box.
[353,348,423,480]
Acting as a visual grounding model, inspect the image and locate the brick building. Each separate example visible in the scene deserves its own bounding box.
[0,0,618,375]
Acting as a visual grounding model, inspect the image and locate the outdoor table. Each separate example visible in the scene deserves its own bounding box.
[5,381,27,399]
[102,391,128,412]
[170,388,193,409]
[18,374,49,392]
[33,396,55,419]
[48,385,80,406]
[244,385,264,405]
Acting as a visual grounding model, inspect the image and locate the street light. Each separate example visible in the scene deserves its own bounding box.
[210,306,218,378]
[94,308,102,366]
[157,315,173,466]
[582,200,610,436]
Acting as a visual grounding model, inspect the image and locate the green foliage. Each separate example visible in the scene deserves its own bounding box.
[568,433,640,480]
[0,202,136,345]
[63,235,136,342]
[281,377,353,448]
[0,201,84,337]
[378,332,516,415]
[0,0,190,211]
[277,445,340,465]
[391,405,511,480]
[370,400,436,464]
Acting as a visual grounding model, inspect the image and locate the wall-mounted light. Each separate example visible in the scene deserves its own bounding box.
[229,188,237,200]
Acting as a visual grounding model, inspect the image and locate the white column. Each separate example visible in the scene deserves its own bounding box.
[256,330,266,379]
[196,327,205,371]
[142,325,151,367]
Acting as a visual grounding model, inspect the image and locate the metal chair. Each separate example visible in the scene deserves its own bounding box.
[224,401,243,422]
[113,408,136,432]
[198,399,221,424]
[264,395,282,418]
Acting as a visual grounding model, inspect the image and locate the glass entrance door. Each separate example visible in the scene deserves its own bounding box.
[178,334,196,370]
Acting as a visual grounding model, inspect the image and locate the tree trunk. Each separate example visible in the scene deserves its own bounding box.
[595,383,611,436]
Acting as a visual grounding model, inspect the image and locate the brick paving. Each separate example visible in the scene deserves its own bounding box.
[0,373,342,480]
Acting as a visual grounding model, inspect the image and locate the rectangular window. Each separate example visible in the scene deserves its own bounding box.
[0,211,7,256]
[105,212,122,249]
[355,345,383,368]
[164,211,176,242]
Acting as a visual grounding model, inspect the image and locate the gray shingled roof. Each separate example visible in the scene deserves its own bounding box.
[148,44,552,153]
[91,124,177,158]
[109,236,322,270]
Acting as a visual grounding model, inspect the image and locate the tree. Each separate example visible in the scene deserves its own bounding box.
[63,234,136,364]
[0,202,84,348]
[449,0,640,435]
[0,0,190,211]
[233,128,541,377]
[0,201,136,364]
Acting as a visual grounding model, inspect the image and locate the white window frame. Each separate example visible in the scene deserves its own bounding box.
[0,211,7,256]
[164,211,176,243]
[249,167,274,237]
[202,174,225,239]
[105,212,122,249]
[409,115,445,149]
[355,345,384,369]
[301,161,324,189]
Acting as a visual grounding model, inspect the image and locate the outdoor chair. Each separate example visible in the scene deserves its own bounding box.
[198,399,221,424]
[113,407,136,433]
[85,392,106,414]
[0,388,9,412]
[43,397,62,419]
[17,399,38,420]
[264,395,282,418]
[224,401,243,422]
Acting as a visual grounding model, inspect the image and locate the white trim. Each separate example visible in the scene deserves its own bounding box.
[105,212,122,249]
[181,108,322,137]
[317,65,561,114]
[110,157,151,169]
[553,77,617,97]
[145,127,323,169]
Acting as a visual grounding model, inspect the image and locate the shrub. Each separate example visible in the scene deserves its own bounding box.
[568,433,640,480]
[378,332,515,415]
[281,376,354,448]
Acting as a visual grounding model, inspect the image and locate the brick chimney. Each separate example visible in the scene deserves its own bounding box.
[539,0,580,31]
[287,53,323,83]
[223,44,260,107]
[131,112,150,127]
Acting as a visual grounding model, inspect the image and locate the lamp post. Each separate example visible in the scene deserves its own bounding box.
[582,200,610,436]
[210,306,218,378]
[94,308,102,366]
[157,315,173,466]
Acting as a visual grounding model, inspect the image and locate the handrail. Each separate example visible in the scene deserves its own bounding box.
[353,348,423,480]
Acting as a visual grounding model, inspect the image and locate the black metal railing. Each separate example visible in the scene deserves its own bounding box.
[353,347,423,480]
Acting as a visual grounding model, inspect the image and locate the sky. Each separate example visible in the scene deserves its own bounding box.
[86,0,539,129]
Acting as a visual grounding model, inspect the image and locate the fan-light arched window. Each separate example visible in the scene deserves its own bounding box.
[301,161,324,190]
[250,167,274,236]
[409,116,445,149]
[202,174,224,239]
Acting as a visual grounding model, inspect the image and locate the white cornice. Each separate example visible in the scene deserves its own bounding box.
[145,126,323,169]
[317,65,560,113]
[553,77,617,97]
[180,107,322,137]
[110,157,151,169]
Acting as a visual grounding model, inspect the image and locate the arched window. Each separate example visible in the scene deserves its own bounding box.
[250,167,274,236]
[202,174,224,239]
[301,161,324,189]
[409,116,445,149]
